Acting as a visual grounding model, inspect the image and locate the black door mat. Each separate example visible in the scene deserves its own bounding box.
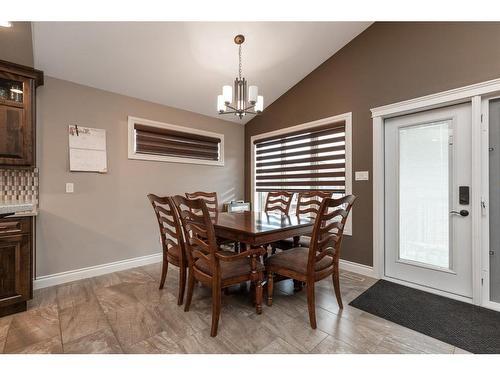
[349,279,500,354]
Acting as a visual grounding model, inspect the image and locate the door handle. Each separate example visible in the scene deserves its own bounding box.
[450,210,469,217]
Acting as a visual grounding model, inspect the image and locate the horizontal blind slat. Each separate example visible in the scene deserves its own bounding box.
[136,144,219,160]
[256,153,345,168]
[255,172,345,180]
[256,137,345,155]
[256,188,346,193]
[256,181,345,187]
[255,126,345,149]
[256,163,345,174]
[256,144,345,161]
[254,121,345,146]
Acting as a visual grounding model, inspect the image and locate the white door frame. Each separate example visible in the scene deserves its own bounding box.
[371,77,500,305]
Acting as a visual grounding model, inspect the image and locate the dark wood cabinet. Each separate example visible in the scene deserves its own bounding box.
[0,60,41,317]
[0,60,43,167]
[0,217,33,317]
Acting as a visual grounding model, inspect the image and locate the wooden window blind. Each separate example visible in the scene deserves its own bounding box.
[134,123,222,161]
[254,121,346,193]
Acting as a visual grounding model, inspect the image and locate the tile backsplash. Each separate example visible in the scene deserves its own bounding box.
[0,168,39,209]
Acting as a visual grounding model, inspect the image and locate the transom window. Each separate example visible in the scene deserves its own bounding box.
[128,116,224,166]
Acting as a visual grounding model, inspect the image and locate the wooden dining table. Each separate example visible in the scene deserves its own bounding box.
[213,211,314,249]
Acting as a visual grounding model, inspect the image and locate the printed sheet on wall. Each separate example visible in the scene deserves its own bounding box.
[68,125,108,173]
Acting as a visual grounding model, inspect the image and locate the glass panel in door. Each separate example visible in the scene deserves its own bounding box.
[489,98,500,303]
[398,121,451,269]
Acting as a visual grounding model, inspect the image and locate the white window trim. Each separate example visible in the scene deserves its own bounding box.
[250,112,353,236]
[371,77,500,307]
[127,116,225,167]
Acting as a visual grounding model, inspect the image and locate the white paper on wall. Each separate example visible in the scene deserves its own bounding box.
[68,125,108,173]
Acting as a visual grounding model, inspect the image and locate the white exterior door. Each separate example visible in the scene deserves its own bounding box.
[384,103,473,298]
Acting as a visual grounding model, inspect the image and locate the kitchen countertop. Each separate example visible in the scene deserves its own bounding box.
[0,203,37,218]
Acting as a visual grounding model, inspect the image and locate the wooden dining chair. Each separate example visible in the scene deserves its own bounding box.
[172,195,266,337]
[273,191,333,251]
[264,191,294,215]
[265,195,356,329]
[147,194,187,305]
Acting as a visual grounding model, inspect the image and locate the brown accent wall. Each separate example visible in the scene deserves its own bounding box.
[245,22,500,266]
[0,22,34,67]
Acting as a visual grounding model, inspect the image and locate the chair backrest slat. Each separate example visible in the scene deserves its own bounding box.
[185,191,218,219]
[308,195,356,273]
[264,191,294,215]
[295,191,332,219]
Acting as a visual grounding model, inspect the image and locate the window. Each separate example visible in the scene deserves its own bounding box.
[128,116,224,166]
[251,113,352,234]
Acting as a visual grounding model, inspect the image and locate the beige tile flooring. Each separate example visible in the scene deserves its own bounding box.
[0,263,469,354]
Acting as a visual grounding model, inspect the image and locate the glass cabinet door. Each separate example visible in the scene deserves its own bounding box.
[0,73,31,166]
[0,78,24,104]
[0,106,24,160]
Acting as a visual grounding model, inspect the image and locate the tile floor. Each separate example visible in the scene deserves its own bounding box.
[0,263,469,354]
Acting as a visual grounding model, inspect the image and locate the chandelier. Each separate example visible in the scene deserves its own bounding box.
[217,34,263,119]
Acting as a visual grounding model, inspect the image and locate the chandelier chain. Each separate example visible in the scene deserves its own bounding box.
[238,44,242,80]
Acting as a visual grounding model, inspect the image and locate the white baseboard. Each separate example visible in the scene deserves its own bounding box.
[33,252,377,290]
[34,252,162,290]
[339,259,377,279]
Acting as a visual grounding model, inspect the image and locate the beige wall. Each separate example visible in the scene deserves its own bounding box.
[245,22,500,266]
[0,22,34,67]
[36,77,244,277]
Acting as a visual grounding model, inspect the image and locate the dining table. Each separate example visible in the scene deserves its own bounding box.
[213,211,314,250]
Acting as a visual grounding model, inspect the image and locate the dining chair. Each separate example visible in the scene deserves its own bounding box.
[172,195,266,337]
[265,195,356,329]
[264,191,294,215]
[147,194,187,305]
[273,191,333,251]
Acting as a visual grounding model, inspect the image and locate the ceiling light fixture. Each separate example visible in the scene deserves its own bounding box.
[0,21,12,28]
[217,34,263,119]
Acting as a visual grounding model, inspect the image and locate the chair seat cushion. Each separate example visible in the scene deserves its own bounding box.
[265,247,333,274]
[273,236,311,250]
[195,250,265,281]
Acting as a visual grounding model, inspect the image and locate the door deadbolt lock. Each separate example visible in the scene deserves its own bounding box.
[490,250,495,256]
[450,210,469,217]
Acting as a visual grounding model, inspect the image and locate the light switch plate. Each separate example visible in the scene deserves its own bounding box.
[66,183,74,193]
[355,171,369,181]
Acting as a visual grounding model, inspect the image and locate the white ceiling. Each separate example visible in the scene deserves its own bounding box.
[32,22,371,124]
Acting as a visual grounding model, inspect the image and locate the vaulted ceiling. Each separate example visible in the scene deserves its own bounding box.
[32,22,372,123]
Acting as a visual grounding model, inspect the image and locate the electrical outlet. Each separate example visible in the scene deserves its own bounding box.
[66,183,74,193]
